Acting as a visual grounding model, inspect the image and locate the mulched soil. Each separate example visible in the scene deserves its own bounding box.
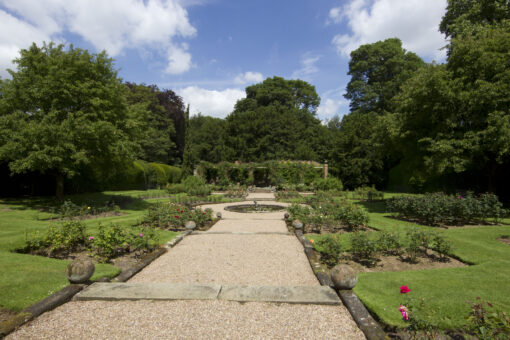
[0,308,18,324]
[498,237,510,245]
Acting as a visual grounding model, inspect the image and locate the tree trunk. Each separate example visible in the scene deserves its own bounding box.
[55,173,65,201]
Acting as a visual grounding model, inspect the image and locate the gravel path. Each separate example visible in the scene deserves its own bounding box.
[130,233,319,286]
[7,300,365,340]
[209,219,288,233]
[8,192,365,339]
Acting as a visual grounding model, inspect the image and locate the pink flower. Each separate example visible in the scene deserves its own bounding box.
[400,285,411,294]
[398,305,409,321]
[88,236,94,241]
[458,195,463,199]
[139,233,144,237]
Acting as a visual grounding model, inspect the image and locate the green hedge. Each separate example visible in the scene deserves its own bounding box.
[196,161,325,187]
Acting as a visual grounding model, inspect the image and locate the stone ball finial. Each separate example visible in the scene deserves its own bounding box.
[185,221,197,230]
[66,258,95,283]
[331,264,358,290]
[216,212,222,219]
[292,219,303,230]
[284,212,290,220]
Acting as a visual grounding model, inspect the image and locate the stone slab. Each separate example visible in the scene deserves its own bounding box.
[74,283,340,305]
[74,282,221,301]
[218,285,340,305]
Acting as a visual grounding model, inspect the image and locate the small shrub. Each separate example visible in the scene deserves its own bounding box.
[182,176,211,196]
[312,177,343,191]
[141,203,213,230]
[430,234,453,261]
[377,231,403,255]
[23,221,87,255]
[467,297,510,340]
[167,183,186,194]
[405,229,430,263]
[350,232,378,266]
[353,186,384,201]
[316,235,342,268]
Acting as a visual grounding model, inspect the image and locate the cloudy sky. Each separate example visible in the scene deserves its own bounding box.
[0,0,447,119]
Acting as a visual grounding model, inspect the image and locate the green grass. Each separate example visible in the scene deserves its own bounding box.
[0,190,180,312]
[308,199,510,330]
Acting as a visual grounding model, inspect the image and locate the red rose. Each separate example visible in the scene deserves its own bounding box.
[400,285,411,294]
[174,215,179,218]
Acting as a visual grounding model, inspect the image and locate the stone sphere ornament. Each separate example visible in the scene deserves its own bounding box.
[185,221,197,230]
[284,212,290,220]
[216,212,222,219]
[292,220,303,230]
[65,258,95,283]
[331,264,358,290]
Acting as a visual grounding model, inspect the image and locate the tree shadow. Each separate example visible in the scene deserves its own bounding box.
[357,200,387,214]
[1,192,151,212]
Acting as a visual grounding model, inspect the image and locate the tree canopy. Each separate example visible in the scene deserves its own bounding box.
[0,43,136,199]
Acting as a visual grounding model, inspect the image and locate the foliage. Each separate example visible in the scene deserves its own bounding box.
[90,224,158,262]
[189,114,228,163]
[344,38,425,114]
[405,228,431,263]
[350,232,378,266]
[56,200,120,219]
[0,43,136,199]
[430,233,454,261]
[312,177,343,191]
[125,83,180,164]
[467,297,510,340]
[353,186,384,201]
[287,199,369,231]
[141,202,213,230]
[315,235,342,268]
[276,190,302,201]
[376,231,403,256]
[181,105,194,177]
[182,175,211,196]
[224,77,332,162]
[22,221,86,255]
[387,192,506,225]
[167,183,186,194]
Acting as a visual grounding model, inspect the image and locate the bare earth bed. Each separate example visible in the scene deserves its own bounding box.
[6,300,365,340]
[130,233,319,286]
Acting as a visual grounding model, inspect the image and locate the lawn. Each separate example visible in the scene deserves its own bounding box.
[0,191,180,312]
[308,199,510,331]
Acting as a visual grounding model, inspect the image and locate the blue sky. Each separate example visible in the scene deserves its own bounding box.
[0,0,447,120]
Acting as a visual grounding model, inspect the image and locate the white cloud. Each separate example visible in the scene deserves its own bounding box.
[177,86,246,118]
[291,53,321,81]
[317,88,349,119]
[0,0,196,76]
[0,10,51,77]
[234,71,264,85]
[327,7,342,25]
[331,0,447,60]
[166,44,193,74]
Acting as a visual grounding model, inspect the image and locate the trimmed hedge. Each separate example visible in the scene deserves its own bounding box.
[196,161,326,187]
[387,192,506,226]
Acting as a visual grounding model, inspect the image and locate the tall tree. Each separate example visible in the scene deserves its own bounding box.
[0,43,136,199]
[189,114,228,163]
[344,38,425,114]
[440,0,510,39]
[225,77,329,162]
[181,105,194,177]
[125,83,179,164]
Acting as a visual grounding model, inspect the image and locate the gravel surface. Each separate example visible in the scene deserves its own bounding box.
[246,192,276,200]
[209,219,288,233]
[7,300,365,340]
[199,201,290,220]
[130,233,318,286]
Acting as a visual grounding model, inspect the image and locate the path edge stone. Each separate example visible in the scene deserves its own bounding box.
[293,229,388,340]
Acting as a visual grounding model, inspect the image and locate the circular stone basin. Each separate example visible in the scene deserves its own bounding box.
[224,204,286,213]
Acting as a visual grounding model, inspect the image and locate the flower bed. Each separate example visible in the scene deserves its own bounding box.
[18,221,158,263]
[140,202,214,231]
[386,192,506,226]
[287,200,369,233]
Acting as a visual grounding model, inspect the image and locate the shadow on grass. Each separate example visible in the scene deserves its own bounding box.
[1,192,151,212]
[357,200,387,214]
